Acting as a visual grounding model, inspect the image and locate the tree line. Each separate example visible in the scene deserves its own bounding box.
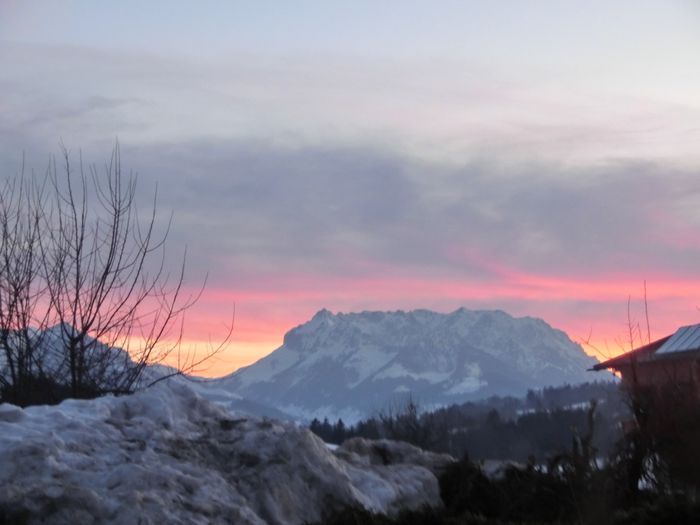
[310,381,625,461]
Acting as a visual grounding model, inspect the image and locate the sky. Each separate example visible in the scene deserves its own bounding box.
[1,1,700,376]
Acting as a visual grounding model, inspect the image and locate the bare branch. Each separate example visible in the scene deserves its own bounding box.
[0,143,230,405]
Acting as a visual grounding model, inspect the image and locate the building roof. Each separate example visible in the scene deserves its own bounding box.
[592,323,700,372]
[591,336,671,371]
[656,324,700,355]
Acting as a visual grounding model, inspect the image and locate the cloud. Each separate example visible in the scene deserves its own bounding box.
[2,40,700,369]
[102,138,700,291]
[2,41,699,167]
[18,96,141,129]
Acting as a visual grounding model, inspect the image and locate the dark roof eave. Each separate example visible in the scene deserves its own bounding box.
[590,335,672,372]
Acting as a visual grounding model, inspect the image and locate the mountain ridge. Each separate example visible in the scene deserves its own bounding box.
[220,307,600,422]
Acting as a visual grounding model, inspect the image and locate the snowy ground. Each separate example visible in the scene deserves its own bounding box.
[0,382,453,524]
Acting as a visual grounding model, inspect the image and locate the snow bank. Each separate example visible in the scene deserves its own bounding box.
[0,383,450,524]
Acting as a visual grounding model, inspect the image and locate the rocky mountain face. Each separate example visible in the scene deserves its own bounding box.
[219,308,600,423]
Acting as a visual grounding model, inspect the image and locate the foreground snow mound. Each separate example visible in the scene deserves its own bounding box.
[335,438,454,516]
[0,384,449,524]
[338,438,454,473]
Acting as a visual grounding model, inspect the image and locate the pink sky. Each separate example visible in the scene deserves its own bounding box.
[174,271,700,377]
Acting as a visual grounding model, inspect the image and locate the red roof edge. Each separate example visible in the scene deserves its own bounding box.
[590,335,672,371]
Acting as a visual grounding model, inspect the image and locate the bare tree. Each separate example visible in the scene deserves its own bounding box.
[376,395,448,450]
[0,168,56,404]
[0,144,229,405]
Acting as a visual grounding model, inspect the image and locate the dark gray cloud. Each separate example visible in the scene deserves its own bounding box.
[122,141,419,278]
[75,139,699,289]
[2,130,699,292]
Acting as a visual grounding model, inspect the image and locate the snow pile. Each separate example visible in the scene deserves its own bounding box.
[0,383,450,524]
[334,438,453,517]
[337,438,454,473]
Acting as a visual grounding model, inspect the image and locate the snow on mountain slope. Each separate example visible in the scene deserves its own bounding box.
[0,323,293,420]
[219,308,600,422]
[0,323,137,389]
[0,382,451,524]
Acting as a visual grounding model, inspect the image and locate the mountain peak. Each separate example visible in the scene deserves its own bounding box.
[312,308,334,321]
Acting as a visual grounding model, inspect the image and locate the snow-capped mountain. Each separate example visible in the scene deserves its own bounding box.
[0,323,135,387]
[220,308,600,422]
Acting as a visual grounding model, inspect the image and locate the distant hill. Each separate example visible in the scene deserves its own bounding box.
[218,308,601,422]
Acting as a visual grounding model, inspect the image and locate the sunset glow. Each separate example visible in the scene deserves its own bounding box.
[168,271,700,377]
[1,2,699,378]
